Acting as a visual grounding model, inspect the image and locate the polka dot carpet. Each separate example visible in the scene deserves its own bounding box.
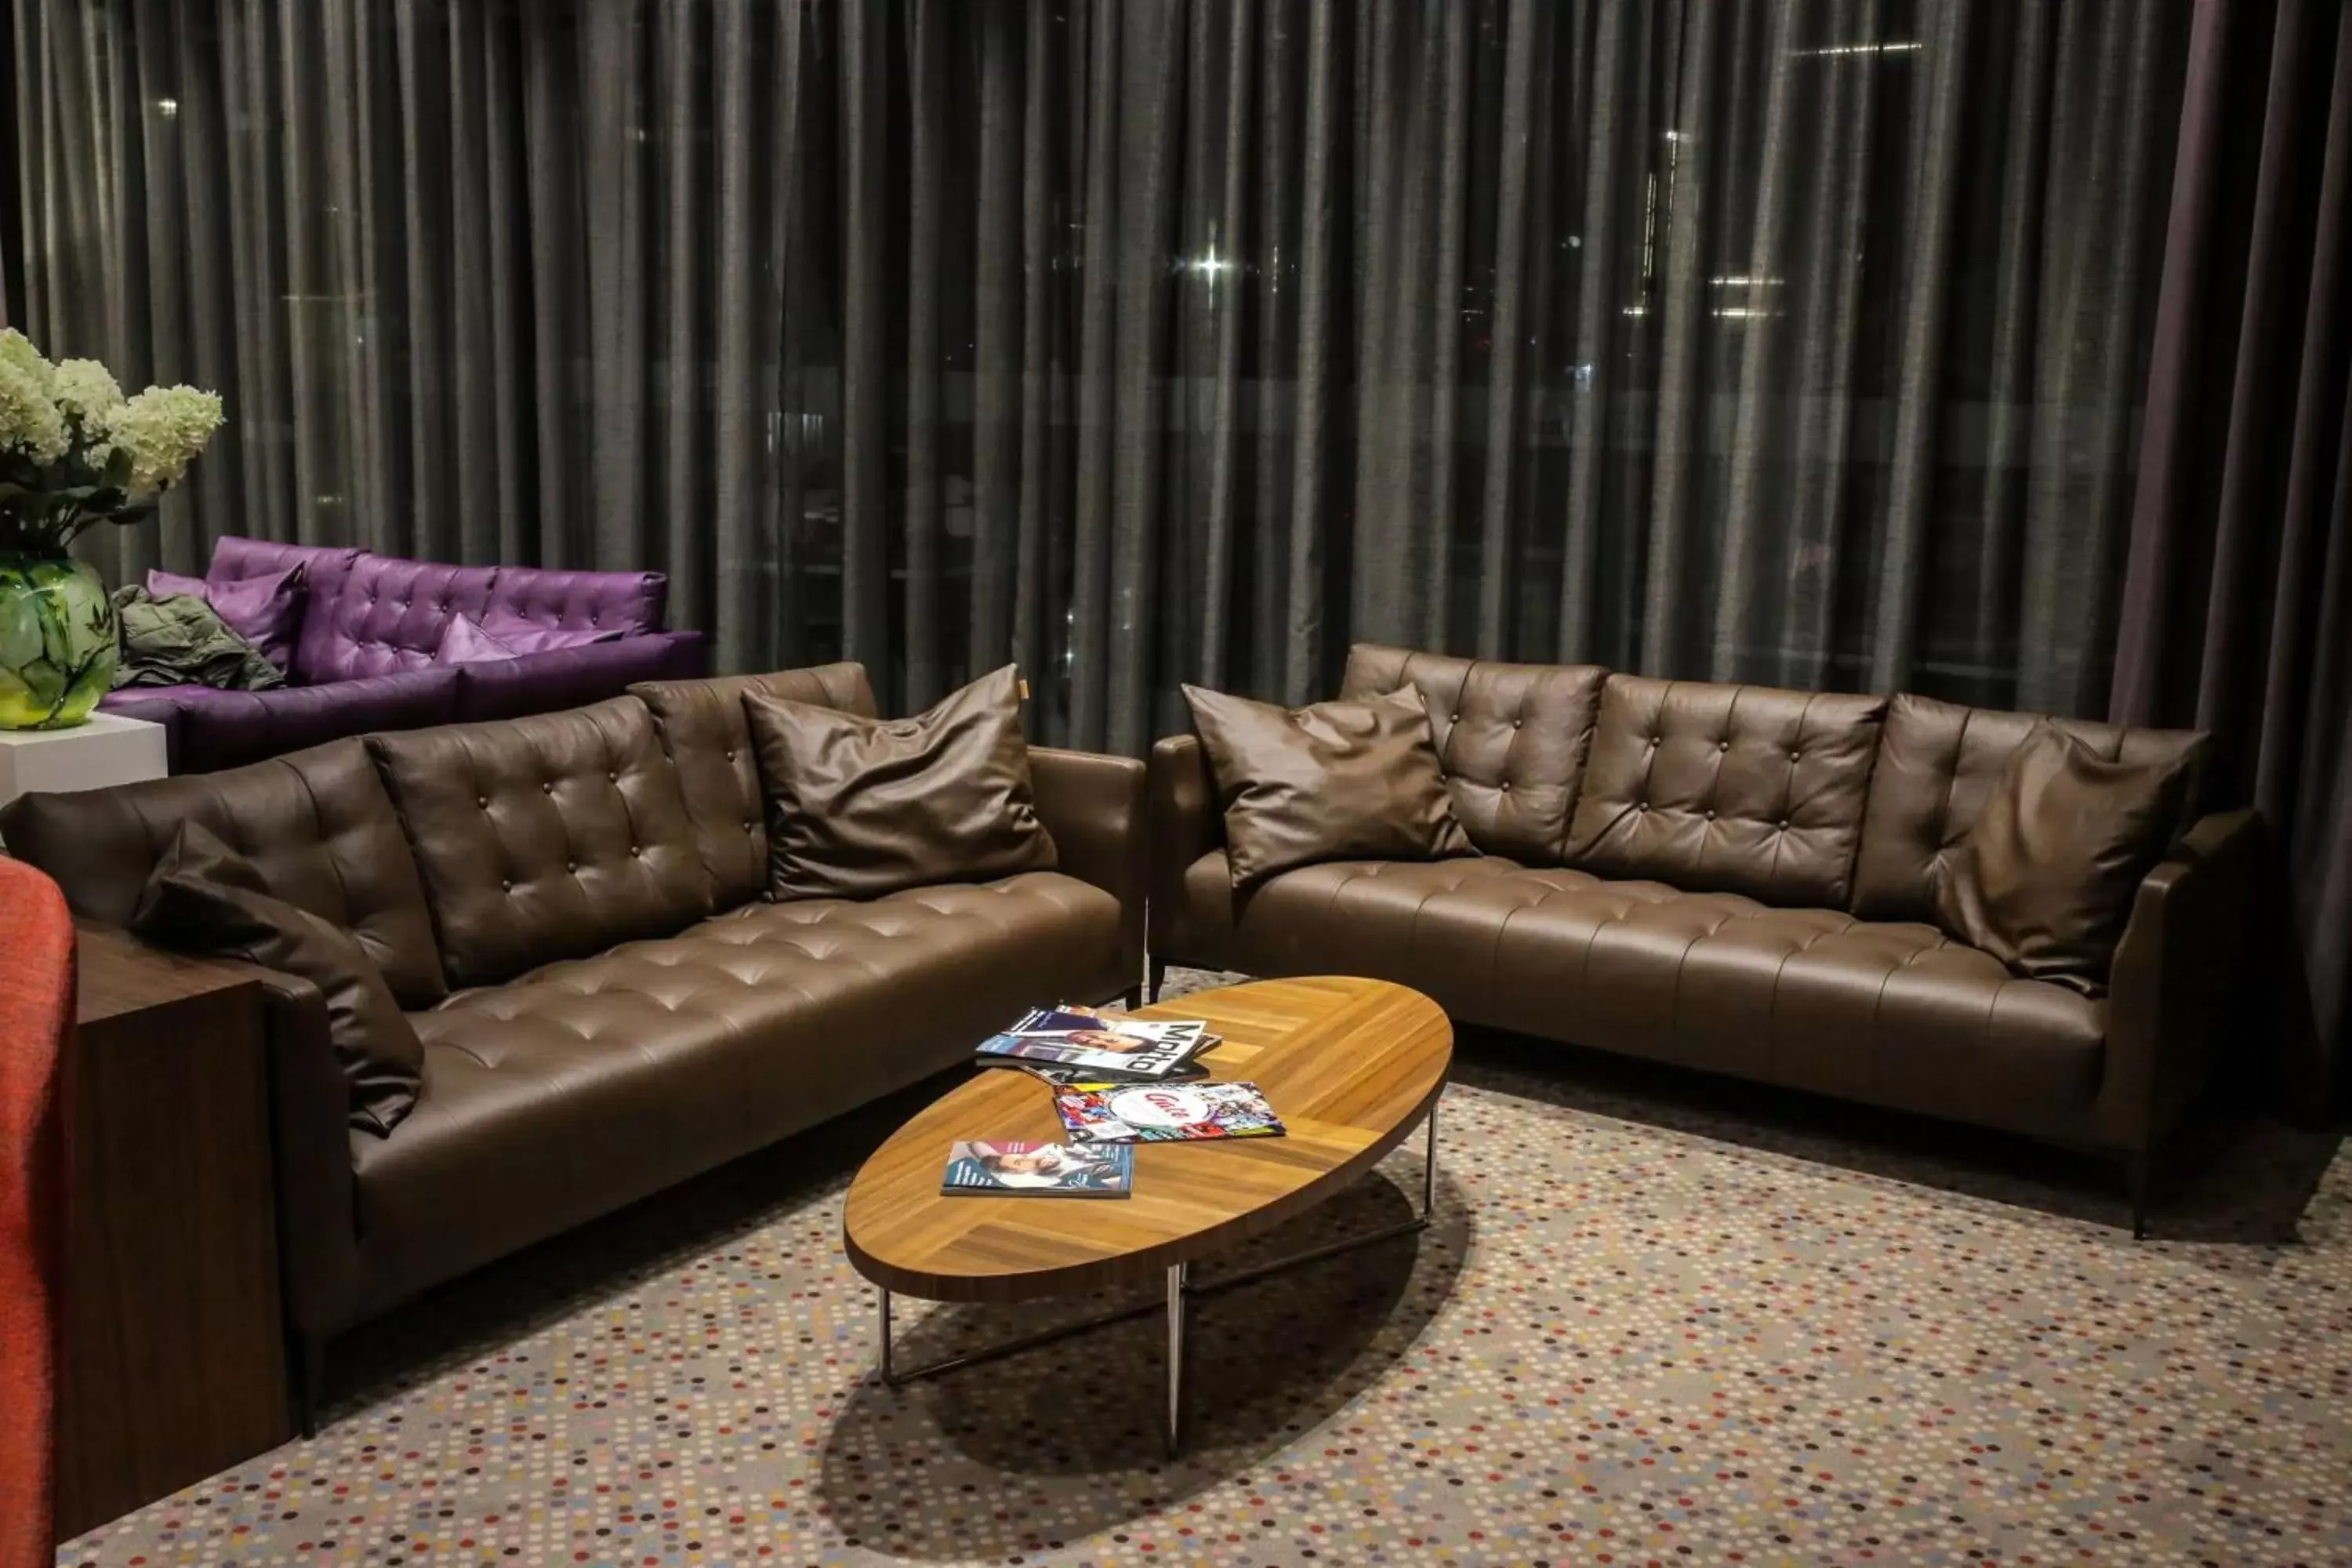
[63,973,2352,1567]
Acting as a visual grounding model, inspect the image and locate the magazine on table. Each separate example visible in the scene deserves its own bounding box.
[939,1140,1134,1198]
[1052,1080,1287,1144]
[973,1004,1216,1080]
[977,1056,1214,1089]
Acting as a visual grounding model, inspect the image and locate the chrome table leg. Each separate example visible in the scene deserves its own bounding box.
[1165,1261,1189,1454]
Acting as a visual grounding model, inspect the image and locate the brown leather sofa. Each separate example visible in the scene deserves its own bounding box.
[1149,644,2260,1230]
[3,662,1145,1419]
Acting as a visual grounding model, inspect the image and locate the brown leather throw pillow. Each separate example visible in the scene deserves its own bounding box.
[1935,722,2203,995]
[131,820,424,1137]
[741,663,1058,901]
[1182,683,1474,888]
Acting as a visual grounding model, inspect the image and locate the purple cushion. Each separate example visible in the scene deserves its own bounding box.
[148,564,308,670]
[453,631,709,724]
[434,611,624,664]
[434,614,518,665]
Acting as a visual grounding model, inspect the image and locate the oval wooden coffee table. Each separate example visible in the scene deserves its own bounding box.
[843,975,1451,1450]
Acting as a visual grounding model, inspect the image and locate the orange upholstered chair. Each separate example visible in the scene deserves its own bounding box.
[0,858,74,1563]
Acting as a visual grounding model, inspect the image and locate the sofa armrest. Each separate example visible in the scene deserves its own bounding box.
[2098,808,2263,1154]
[454,630,709,722]
[78,925,360,1342]
[1029,745,1147,989]
[245,964,363,1342]
[1145,734,1226,971]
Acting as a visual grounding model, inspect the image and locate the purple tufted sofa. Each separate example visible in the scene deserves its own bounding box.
[101,536,708,773]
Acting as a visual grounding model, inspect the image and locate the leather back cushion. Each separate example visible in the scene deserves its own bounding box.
[1184,682,1473,887]
[743,665,1057,900]
[132,821,424,1137]
[367,697,711,987]
[1565,675,1886,906]
[209,535,363,597]
[478,562,666,641]
[631,662,881,909]
[0,738,448,1006]
[1340,644,1606,864]
[1852,692,2208,924]
[285,549,668,687]
[1933,723,2205,994]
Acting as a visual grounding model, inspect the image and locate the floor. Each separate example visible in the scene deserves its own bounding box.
[62,971,2352,1567]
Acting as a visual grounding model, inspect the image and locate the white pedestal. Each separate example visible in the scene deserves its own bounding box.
[0,712,170,812]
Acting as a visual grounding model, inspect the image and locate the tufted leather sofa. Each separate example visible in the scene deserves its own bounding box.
[1149,644,2261,1226]
[100,535,708,772]
[5,662,1145,1415]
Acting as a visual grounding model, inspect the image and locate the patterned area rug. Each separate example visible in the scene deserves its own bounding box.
[63,971,2352,1567]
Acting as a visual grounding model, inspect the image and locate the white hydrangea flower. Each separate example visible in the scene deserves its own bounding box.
[104,384,225,498]
[0,361,71,466]
[0,328,56,394]
[51,358,125,426]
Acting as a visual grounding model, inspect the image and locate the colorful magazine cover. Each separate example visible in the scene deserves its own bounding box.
[973,1004,1214,1080]
[940,1140,1134,1198]
[1052,1080,1286,1144]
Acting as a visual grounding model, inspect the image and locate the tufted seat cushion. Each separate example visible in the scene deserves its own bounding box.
[1196,851,2105,1141]
[350,870,1124,1316]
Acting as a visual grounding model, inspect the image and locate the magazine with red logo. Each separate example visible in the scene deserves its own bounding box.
[1051,1081,1285,1144]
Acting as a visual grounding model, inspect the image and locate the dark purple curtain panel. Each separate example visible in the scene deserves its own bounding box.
[2114,0,2352,1116]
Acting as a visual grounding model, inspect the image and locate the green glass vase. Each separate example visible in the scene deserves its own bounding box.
[0,552,119,730]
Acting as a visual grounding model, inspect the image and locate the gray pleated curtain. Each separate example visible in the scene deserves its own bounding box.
[10,0,2189,754]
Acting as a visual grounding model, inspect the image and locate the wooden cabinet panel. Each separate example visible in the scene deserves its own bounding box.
[54,924,291,1541]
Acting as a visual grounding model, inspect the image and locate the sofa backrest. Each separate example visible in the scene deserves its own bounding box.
[1563,674,1886,907]
[0,738,448,1007]
[206,535,670,688]
[1849,692,2208,924]
[631,662,881,909]
[366,697,711,989]
[1340,643,1606,865]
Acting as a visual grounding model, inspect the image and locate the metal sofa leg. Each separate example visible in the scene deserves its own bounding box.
[1147,958,1168,1004]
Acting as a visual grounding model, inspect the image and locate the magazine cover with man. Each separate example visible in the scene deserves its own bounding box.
[940,1140,1134,1197]
[1052,1081,1286,1143]
[973,1004,1214,1079]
